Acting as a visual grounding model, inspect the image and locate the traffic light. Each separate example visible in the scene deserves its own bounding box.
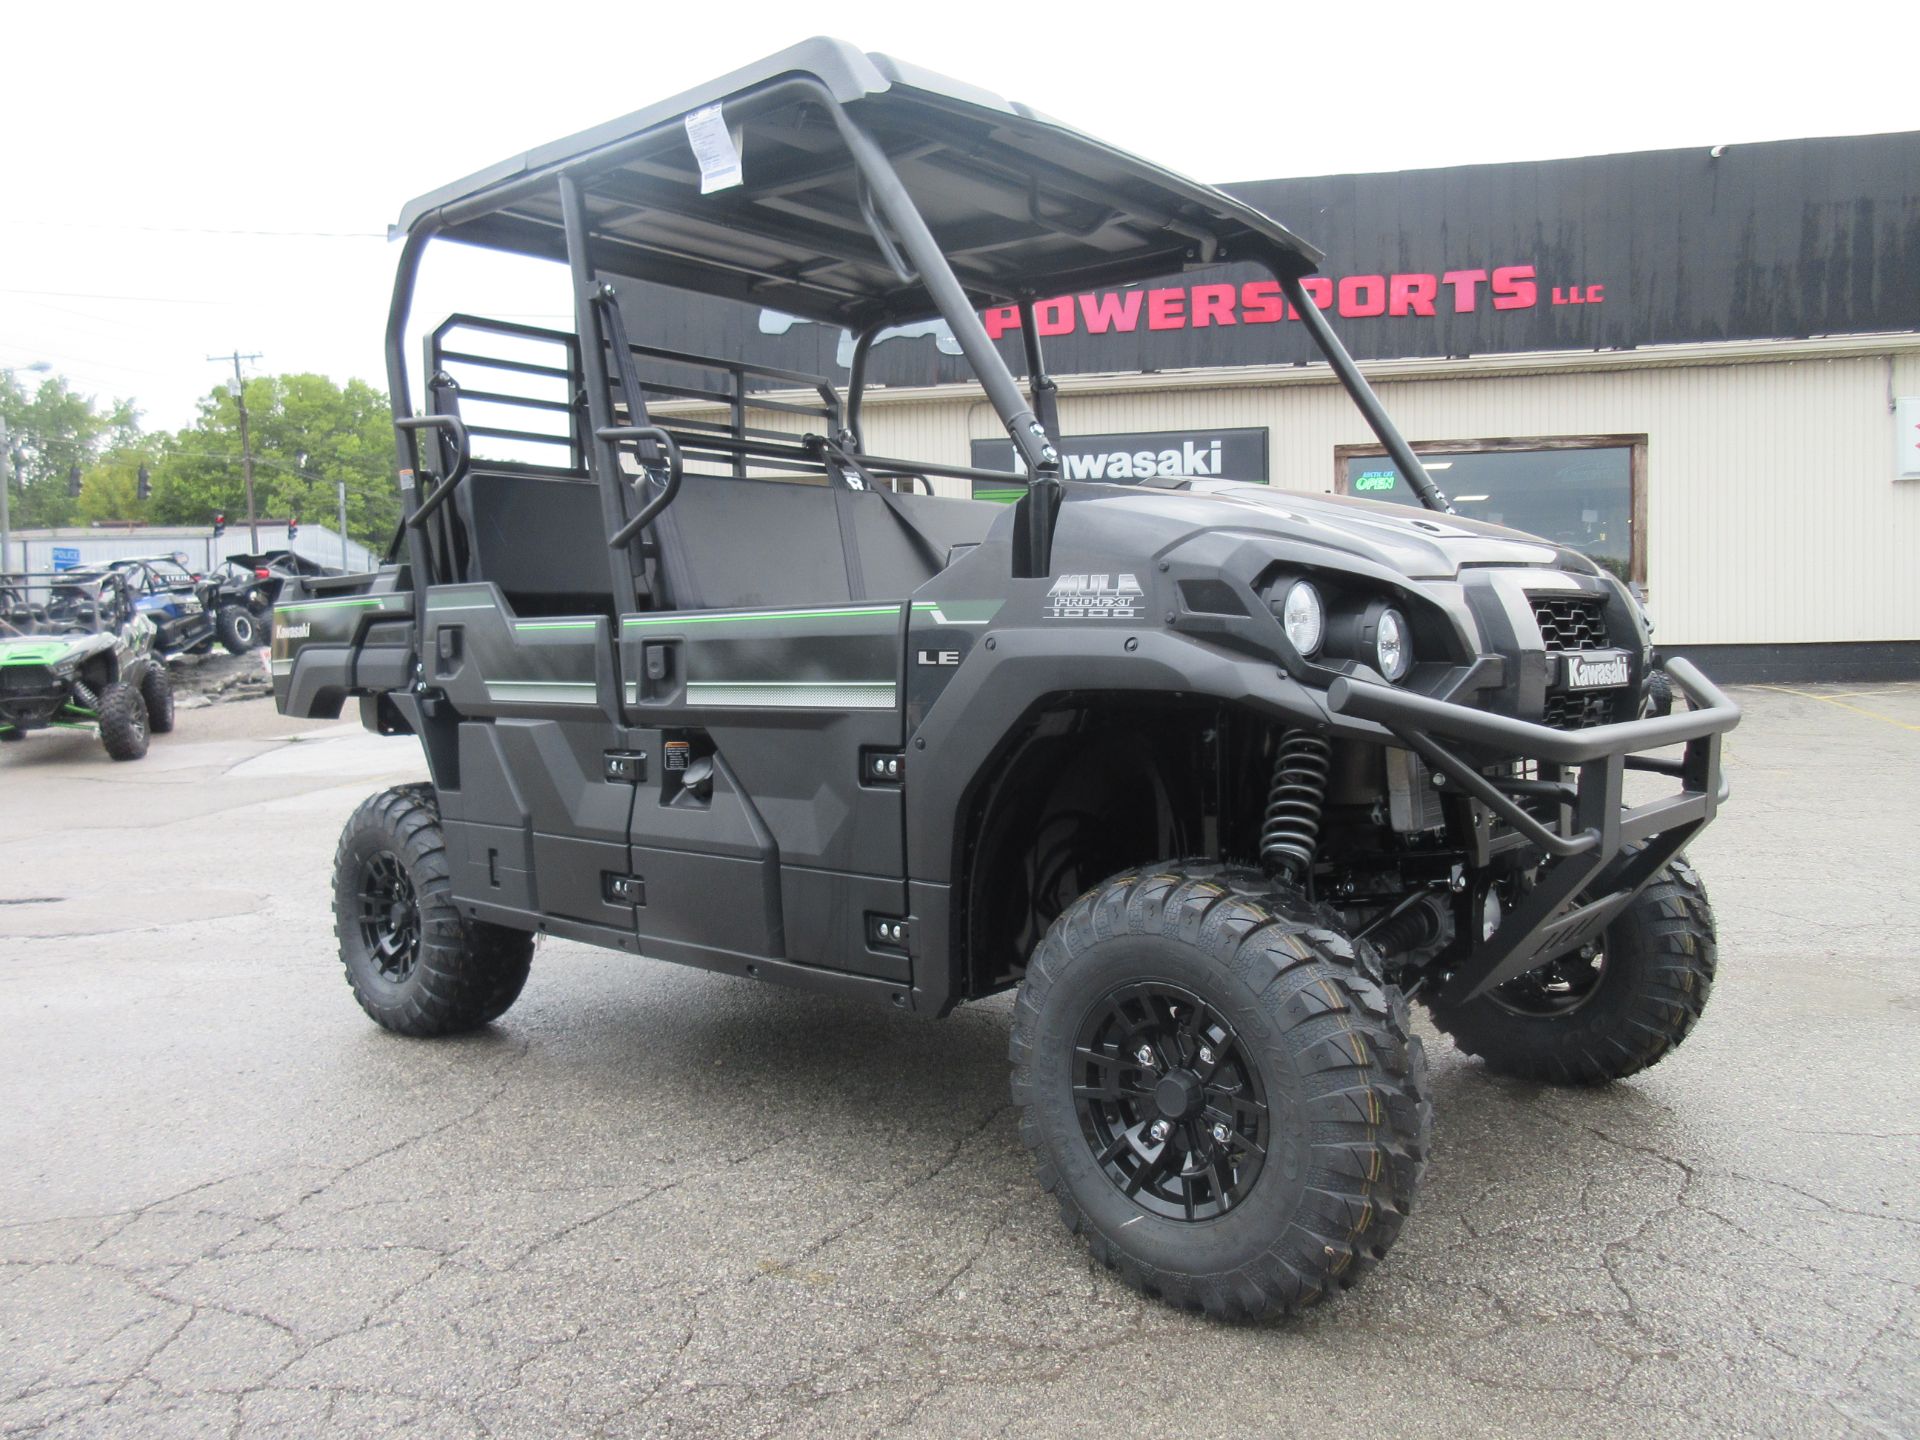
[287,515,299,542]
[67,464,82,498]
[213,512,226,538]
[137,464,151,501]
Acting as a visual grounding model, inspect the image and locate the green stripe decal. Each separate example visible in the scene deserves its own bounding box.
[484,680,599,705]
[622,604,903,629]
[685,680,895,710]
[275,597,404,615]
[514,621,597,633]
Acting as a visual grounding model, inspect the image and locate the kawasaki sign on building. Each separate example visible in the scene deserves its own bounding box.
[969,428,1269,498]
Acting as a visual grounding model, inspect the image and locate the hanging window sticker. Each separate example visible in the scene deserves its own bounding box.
[684,103,744,194]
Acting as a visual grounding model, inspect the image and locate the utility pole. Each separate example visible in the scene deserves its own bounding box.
[208,351,263,551]
[0,417,11,577]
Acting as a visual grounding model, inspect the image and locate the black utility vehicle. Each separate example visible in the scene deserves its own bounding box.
[99,555,223,658]
[204,550,339,651]
[1,571,174,759]
[272,41,1739,1321]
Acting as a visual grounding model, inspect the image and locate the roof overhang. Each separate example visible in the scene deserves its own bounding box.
[396,38,1322,330]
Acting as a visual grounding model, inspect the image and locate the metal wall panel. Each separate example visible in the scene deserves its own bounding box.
[859,346,1920,646]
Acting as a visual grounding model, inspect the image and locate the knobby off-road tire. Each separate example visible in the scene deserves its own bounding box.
[1426,853,1716,1086]
[1010,863,1431,1321]
[97,681,149,761]
[334,783,535,1036]
[140,664,175,734]
[217,605,259,654]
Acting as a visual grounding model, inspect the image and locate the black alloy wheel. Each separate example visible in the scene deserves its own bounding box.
[333,785,537,1036]
[1072,982,1268,1222]
[1487,945,1607,1018]
[357,850,421,982]
[1424,850,1717,1085]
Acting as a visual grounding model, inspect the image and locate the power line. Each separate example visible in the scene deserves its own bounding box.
[1,219,386,239]
[0,287,232,306]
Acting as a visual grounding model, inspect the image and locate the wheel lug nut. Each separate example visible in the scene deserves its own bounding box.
[1210,1122,1231,1145]
[1148,1120,1170,1143]
[1198,1045,1215,1065]
[1134,1045,1154,1066]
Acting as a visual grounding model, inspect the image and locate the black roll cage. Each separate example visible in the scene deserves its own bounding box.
[382,66,1453,635]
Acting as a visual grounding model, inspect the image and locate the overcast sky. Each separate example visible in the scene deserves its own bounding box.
[3,0,1914,432]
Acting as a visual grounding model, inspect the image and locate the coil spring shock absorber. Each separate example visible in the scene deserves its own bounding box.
[1260,729,1332,882]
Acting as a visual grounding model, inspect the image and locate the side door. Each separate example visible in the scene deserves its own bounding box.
[615,476,911,986]
[419,577,644,948]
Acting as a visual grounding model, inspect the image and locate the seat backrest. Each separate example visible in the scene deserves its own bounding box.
[663,475,854,610]
[846,489,999,598]
[458,469,617,617]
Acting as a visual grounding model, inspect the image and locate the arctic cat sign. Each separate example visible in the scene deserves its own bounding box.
[970,428,1268,498]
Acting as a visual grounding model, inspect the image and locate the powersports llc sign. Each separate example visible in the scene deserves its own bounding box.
[969,427,1268,500]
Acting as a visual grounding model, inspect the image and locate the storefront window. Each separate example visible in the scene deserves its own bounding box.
[1339,438,1643,583]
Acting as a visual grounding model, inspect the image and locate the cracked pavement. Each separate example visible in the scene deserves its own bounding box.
[2,684,1916,1438]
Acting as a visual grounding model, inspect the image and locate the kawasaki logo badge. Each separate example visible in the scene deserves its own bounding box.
[1563,651,1631,690]
[280,622,312,640]
[1047,573,1143,620]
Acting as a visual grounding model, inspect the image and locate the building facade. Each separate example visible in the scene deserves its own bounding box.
[617,130,1920,678]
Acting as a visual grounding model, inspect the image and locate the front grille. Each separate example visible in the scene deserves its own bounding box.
[0,666,54,694]
[1530,594,1610,651]
[1542,691,1620,730]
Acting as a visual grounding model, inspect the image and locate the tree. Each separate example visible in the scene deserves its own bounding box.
[0,370,141,529]
[149,373,398,549]
[76,447,162,527]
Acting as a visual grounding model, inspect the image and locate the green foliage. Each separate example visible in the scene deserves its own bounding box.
[76,448,162,527]
[0,371,141,529]
[149,374,398,547]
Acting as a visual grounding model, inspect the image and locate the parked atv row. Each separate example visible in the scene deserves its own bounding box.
[0,571,175,761]
[29,551,341,661]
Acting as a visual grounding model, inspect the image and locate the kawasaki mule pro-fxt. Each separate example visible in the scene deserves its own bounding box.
[0,570,175,760]
[271,41,1739,1320]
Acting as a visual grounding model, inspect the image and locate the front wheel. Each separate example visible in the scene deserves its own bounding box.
[140,663,175,734]
[1425,853,1716,1085]
[333,784,535,1036]
[97,682,149,761]
[1010,864,1431,1321]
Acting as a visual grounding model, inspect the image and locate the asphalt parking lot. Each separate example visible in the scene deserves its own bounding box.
[2,682,1916,1438]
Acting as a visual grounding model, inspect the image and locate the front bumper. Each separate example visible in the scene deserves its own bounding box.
[1328,657,1739,1003]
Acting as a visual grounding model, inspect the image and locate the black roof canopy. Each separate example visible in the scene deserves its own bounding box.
[397,38,1322,330]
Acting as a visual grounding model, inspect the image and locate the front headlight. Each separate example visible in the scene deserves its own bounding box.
[1374,607,1412,681]
[1280,580,1324,657]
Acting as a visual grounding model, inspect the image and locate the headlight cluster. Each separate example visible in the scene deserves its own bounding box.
[1272,580,1415,682]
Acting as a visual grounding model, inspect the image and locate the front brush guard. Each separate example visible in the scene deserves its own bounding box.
[1328,658,1739,1004]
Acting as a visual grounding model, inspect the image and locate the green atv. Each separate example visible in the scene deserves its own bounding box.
[0,571,175,761]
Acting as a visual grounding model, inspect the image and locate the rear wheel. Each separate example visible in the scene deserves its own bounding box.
[217,605,259,653]
[333,784,535,1036]
[97,682,149,761]
[1010,863,1430,1321]
[140,664,175,734]
[1425,854,1716,1085]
